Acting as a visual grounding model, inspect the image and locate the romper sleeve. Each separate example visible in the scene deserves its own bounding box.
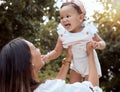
[57,23,67,36]
[34,79,103,92]
[86,24,98,37]
[56,23,69,48]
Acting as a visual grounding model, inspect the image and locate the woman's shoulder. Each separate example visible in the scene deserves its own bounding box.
[38,79,65,87]
[34,79,65,92]
[34,79,103,92]
[67,81,102,92]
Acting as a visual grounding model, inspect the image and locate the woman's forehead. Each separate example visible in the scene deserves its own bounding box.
[23,40,34,48]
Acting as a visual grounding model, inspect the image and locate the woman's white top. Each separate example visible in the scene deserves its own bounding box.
[34,79,102,92]
[57,24,102,77]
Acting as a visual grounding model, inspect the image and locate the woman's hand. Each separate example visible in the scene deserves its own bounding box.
[65,46,72,62]
[86,42,93,55]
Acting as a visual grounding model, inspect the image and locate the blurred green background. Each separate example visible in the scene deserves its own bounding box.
[0,0,120,92]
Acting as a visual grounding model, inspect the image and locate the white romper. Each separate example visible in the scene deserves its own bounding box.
[57,24,102,77]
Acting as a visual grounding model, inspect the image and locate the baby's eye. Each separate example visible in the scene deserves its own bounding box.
[60,17,63,20]
[66,15,70,18]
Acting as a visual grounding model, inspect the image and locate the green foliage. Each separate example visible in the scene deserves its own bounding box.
[95,0,120,91]
[39,20,58,53]
[0,0,61,82]
[0,0,58,48]
[39,59,60,82]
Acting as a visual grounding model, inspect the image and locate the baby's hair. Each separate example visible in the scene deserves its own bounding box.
[61,2,82,15]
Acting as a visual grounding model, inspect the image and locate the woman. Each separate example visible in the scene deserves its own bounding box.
[0,38,102,92]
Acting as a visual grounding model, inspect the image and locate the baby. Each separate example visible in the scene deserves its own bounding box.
[42,0,106,83]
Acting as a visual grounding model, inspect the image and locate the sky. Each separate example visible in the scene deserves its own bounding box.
[55,0,104,18]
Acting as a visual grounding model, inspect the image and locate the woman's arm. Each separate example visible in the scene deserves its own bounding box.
[87,43,99,86]
[56,47,72,80]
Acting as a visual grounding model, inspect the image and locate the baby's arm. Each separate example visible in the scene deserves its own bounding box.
[91,33,106,50]
[42,36,63,63]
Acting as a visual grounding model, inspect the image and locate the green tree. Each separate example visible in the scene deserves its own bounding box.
[94,0,120,91]
[0,0,61,82]
[0,0,58,49]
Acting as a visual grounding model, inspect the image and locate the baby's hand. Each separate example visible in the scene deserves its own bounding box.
[65,46,72,62]
[88,41,100,49]
[41,55,48,63]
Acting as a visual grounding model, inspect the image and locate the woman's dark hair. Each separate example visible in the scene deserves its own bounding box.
[0,38,35,92]
[61,2,82,14]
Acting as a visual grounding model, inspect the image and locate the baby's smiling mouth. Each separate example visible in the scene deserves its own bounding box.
[64,23,71,29]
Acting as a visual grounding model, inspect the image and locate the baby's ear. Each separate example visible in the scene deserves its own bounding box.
[79,13,85,21]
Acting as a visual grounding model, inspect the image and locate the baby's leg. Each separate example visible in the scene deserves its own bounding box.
[70,69,82,83]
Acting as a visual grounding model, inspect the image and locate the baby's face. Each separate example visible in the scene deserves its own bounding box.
[60,5,83,33]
